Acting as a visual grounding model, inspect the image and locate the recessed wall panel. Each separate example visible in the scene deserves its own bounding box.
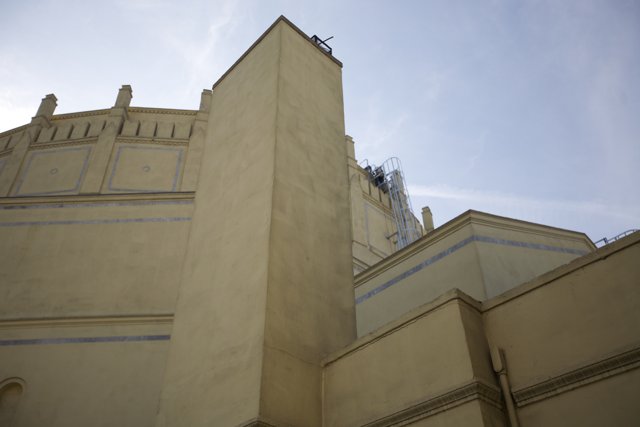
[107,145,184,193]
[13,146,92,196]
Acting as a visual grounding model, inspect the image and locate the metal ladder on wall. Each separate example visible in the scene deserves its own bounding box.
[381,157,422,250]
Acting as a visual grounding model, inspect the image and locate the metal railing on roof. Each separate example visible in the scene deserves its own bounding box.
[594,229,638,247]
[311,35,333,55]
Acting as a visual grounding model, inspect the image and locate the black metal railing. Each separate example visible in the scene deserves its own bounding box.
[594,229,638,246]
[311,35,333,55]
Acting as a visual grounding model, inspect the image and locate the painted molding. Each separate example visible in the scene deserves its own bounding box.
[127,107,197,116]
[0,216,191,227]
[356,210,593,285]
[361,380,502,427]
[116,137,189,146]
[512,345,640,407]
[355,235,588,305]
[0,314,173,329]
[0,334,170,346]
[483,231,640,311]
[0,192,195,207]
[50,109,110,120]
[0,198,193,210]
[29,138,97,151]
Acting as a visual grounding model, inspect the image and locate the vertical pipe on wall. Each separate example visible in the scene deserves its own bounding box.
[491,346,520,427]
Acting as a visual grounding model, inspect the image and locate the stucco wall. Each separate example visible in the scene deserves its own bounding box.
[323,291,505,427]
[0,196,192,318]
[0,319,171,427]
[354,211,595,337]
[326,232,639,427]
[483,232,640,426]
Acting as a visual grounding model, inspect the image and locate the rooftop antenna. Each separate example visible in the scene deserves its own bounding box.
[311,35,334,55]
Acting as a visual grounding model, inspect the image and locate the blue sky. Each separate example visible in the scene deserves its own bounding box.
[1,0,638,242]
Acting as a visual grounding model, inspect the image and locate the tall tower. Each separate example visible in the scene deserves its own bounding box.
[155,16,356,426]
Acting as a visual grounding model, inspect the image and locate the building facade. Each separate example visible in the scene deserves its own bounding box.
[1,16,639,427]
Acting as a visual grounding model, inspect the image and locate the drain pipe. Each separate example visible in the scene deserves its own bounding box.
[491,347,520,427]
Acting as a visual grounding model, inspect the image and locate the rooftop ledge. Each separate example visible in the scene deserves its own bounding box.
[355,209,596,286]
[212,15,343,92]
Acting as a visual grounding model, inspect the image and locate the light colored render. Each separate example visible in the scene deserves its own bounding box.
[0,15,638,427]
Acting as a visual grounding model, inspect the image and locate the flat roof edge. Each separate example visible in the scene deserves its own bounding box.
[211,15,342,92]
[355,209,596,285]
[482,230,640,311]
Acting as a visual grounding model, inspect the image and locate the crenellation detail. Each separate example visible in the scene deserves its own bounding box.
[173,122,191,139]
[156,122,174,139]
[138,121,157,138]
[121,120,139,137]
[87,119,106,137]
[53,123,73,141]
[36,126,56,143]
[0,87,200,198]
[70,122,90,139]
[6,131,24,149]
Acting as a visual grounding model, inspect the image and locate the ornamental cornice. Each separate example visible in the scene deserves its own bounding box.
[115,137,189,146]
[29,138,97,151]
[467,211,594,247]
[128,106,198,116]
[0,191,195,207]
[0,314,174,329]
[512,344,640,407]
[361,379,502,427]
[51,109,110,120]
[0,124,28,138]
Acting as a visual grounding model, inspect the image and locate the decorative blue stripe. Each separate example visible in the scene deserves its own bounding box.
[0,217,191,227]
[1,199,194,210]
[0,334,170,346]
[355,235,589,305]
[473,235,588,255]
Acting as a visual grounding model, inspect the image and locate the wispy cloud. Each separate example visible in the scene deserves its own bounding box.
[115,0,171,10]
[0,90,34,131]
[0,54,37,130]
[159,0,246,96]
[409,184,640,223]
[113,0,252,104]
[354,92,410,163]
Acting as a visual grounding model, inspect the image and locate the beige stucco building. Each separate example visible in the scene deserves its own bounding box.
[1,16,638,427]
